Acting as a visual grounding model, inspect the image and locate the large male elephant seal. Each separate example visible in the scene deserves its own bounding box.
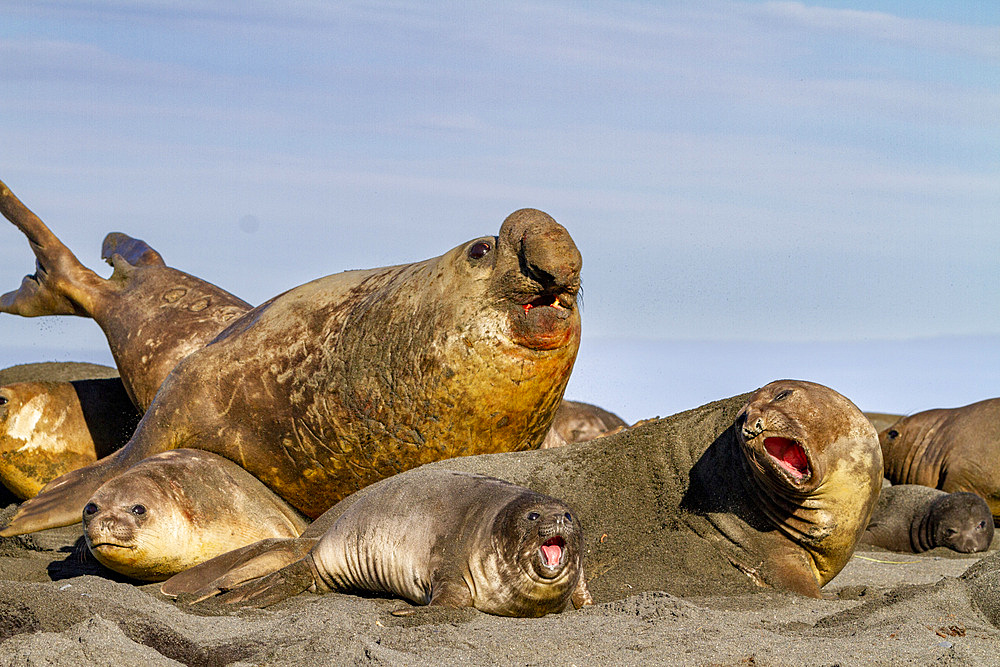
[163,469,592,617]
[879,398,1000,523]
[540,399,628,449]
[0,178,582,535]
[166,380,883,601]
[861,484,993,553]
[83,449,308,581]
[0,377,139,498]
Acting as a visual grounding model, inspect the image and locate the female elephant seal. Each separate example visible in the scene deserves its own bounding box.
[879,398,1000,524]
[83,449,308,581]
[0,376,139,499]
[424,379,882,600]
[163,468,592,617]
[0,178,582,535]
[540,399,628,449]
[861,484,993,553]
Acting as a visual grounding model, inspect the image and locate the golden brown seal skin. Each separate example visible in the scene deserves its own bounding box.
[879,399,1000,524]
[83,449,308,581]
[0,368,140,499]
[0,181,582,534]
[862,484,993,553]
[162,469,592,617]
[0,180,252,410]
[540,399,628,449]
[418,380,882,600]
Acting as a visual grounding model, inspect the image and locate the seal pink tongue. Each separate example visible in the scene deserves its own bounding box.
[764,437,809,479]
[541,536,564,566]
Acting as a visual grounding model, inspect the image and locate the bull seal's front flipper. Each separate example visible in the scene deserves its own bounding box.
[0,450,128,536]
[0,179,104,318]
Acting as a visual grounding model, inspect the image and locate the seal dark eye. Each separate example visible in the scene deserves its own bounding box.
[131,504,147,516]
[887,429,899,440]
[468,241,491,260]
[0,395,7,406]
[83,503,98,517]
[944,528,958,537]
[526,511,540,521]
[774,390,792,401]
[978,521,988,530]
[564,513,572,522]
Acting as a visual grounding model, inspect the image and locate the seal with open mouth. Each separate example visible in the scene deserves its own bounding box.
[0,177,582,536]
[83,449,308,581]
[162,469,592,617]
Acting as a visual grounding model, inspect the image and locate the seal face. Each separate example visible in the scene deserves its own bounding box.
[162,469,593,617]
[82,449,308,581]
[540,400,628,449]
[0,182,582,536]
[879,398,1000,524]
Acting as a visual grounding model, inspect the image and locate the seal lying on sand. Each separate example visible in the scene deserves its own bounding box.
[861,484,993,553]
[879,398,1000,523]
[540,399,628,448]
[83,449,308,581]
[166,380,882,601]
[162,469,592,617]
[0,376,139,499]
[0,178,582,535]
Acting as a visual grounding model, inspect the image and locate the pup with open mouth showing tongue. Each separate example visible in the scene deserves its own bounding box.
[162,468,592,617]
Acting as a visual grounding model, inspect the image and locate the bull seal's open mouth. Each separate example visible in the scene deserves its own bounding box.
[539,535,566,570]
[763,437,810,481]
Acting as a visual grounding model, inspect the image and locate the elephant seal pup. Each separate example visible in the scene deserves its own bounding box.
[0,179,582,536]
[861,484,993,553]
[540,399,628,448]
[419,380,883,600]
[83,449,308,581]
[0,376,140,498]
[0,180,252,411]
[879,398,1000,523]
[163,468,592,617]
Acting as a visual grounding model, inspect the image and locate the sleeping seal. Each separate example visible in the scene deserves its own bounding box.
[540,399,628,448]
[0,178,582,535]
[162,469,592,617]
[861,484,993,553]
[83,449,308,581]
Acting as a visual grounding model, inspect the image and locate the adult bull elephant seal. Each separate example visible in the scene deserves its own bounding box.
[540,399,628,448]
[83,449,308,581]
[0,178,582,535]
[861,484,993,553]
[162,469,592,617]
[879,398,1000,523]
[421,380,882,600]
[0,376,140,498]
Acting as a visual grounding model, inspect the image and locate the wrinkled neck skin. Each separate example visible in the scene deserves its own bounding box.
[910,500,940,553]
[880,412,949,487]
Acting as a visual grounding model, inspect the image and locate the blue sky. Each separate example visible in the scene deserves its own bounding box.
[1,2,997,421]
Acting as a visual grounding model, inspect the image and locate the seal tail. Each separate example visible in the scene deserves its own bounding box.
[160,537,317,602]
[0,179,105,318]
[0,448,128,536]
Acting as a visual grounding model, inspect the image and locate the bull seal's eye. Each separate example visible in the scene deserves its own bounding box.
[0,395,7,406]
[774,389,792,401]
[887,429,899,440]
[468,241,491,259]
[131,504,147,516]
[83,503,98,517]
[527,511,540,521]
